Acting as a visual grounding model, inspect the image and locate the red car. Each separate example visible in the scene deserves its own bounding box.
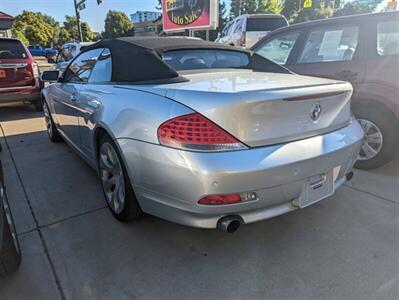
[0,37,43,111]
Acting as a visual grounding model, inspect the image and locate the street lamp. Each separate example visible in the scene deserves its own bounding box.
[73,0,103,42]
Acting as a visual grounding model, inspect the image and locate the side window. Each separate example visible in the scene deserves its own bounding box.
[377,21,399,56]
[298,26,359,64]
[89,48,112,83]
[221,23,231,37]
[63,49,103,83]
[256,32,300,65]
[227,21,236,36]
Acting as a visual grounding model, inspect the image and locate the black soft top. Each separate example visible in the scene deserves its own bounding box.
[82,37,290,83]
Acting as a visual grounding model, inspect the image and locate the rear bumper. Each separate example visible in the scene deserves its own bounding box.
[117,118,364,229]
[0,88,41,104]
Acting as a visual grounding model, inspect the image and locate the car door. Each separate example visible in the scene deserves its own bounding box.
[77,48,112,161]
[287,22,367,98]
[50,48,103,148]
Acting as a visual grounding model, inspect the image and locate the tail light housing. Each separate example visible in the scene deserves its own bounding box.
[31,62,39,78]
[157,113,247,152]
[198,192,258,205]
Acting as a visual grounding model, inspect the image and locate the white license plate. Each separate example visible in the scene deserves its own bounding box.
[299,169,335,208]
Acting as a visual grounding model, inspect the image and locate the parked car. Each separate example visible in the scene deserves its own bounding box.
[0,159,21,277]
[0,37,43,111]
[27,45,57,58]
[52,42,94,73]
[252,12,399,169]
[41,37,363,232]
[216,14,288,48]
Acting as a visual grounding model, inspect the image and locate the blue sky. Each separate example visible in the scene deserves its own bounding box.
[2,0,231,32]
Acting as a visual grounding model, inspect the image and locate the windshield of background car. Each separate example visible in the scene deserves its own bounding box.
[162,49,250,71]
[246,18,288,32]
[0,40,27,59]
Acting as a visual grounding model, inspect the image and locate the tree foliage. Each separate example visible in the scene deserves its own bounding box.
[292,1,333,24]
[257,0,284,14]
[103,10,134,39]
[281,0,301,22]
[12,11,54,46]
[63,15,94,42]
[333,1,376,17]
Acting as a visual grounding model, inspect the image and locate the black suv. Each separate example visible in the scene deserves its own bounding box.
[253,12,399,169]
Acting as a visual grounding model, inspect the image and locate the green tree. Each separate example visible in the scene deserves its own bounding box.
[12,29,29,45]
[292,1,332,24]
[12,11,54,46]
[333,1,376,17]
[103,10,134,39]
[257,0,284,14]
[63,15,94,42]
[58,27,70,45]
[281,0,301,22]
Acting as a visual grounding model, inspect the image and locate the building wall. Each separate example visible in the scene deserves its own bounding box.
[130,11,162,24]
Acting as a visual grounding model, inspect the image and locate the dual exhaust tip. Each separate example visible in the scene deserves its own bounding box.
[217,172,355,233]
[217,215,243,233]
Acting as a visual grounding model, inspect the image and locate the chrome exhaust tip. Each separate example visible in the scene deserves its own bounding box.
[217,216,243,233]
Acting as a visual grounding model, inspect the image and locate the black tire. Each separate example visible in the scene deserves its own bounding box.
[43,101,62,143]
[33,100,43,112]
[98,134,142,222]
[354,103,398,170]
[0,186,21,277]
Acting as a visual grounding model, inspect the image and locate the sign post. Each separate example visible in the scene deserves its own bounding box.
[162,0,218,34]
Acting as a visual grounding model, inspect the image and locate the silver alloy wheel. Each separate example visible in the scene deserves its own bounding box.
[99,143,125,214]
[43,103,52,137]
[1,186,19,255]
[358,118,384,161]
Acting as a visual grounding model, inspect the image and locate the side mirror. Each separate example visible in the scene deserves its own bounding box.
[41,70,60,82]
[47,57,55,63]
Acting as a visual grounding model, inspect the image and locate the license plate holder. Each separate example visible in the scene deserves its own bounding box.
[299,169,335,208]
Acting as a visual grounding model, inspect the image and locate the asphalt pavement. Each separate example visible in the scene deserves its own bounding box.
[0,92,398,298]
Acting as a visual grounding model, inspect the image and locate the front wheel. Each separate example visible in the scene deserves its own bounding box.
[98,135,142,222]
[43,101,62,142]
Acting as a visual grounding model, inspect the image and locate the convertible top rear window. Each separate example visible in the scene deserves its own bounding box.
[162,49,250,71]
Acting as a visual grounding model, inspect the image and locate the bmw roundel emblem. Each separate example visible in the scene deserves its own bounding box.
[310,103,322,122]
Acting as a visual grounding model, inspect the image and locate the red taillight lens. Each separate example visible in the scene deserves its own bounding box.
[157,113,246,151]
[198,194,241,205]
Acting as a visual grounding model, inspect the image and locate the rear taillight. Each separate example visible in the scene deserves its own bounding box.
[157,113,247,152]
[31,63,39,78]
[198,192,258,205]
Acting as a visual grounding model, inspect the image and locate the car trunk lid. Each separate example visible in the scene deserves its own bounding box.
[134,70,353,147]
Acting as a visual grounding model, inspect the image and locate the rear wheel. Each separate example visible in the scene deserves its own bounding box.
[43,101,62,142]
[0,186,21,277]
[354,104,397,170]
[98,135,142,222]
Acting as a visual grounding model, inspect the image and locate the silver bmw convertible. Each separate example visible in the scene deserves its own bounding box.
[41,37,364,232]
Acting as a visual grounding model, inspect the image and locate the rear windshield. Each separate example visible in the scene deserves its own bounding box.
[162,49,250,71]
[0,40,28,59]
[246,17,287,32]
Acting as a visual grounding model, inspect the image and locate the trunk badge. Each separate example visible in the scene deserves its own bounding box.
[310,103,322,122]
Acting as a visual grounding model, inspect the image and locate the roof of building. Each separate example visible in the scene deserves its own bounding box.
[0,12,14,20]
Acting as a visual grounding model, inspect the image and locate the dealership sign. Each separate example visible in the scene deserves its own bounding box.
[162,0,218,32]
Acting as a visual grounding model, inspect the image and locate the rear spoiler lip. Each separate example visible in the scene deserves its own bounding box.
[283,91,346,101]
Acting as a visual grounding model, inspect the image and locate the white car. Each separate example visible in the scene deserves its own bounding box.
[52,42,94,73]
[216,14,288,49]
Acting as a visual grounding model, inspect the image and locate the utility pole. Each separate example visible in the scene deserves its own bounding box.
[74,0,84,42]
[73,0,103,42]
